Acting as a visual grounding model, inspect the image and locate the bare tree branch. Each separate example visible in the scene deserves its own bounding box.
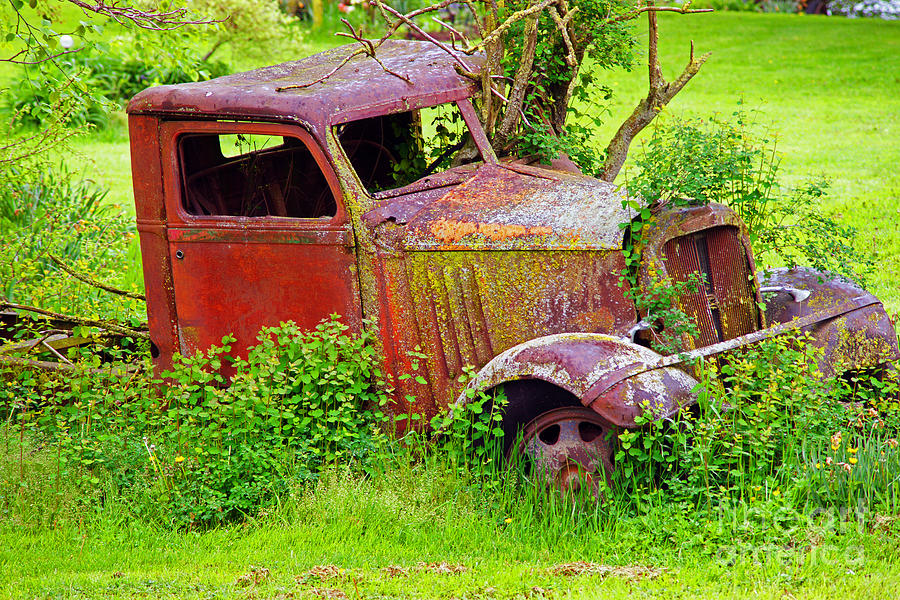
[1,301,150,339]
[0,47,83,65]
[48,254,146,301]
[600,7,711,181]
[277,18,413,91]
[66,0,221,30]
[0,353,138,374]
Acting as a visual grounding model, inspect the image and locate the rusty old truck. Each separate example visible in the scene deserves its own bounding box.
[127,40,899,490]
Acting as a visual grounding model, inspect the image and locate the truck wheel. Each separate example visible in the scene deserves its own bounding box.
[516,406,615,497]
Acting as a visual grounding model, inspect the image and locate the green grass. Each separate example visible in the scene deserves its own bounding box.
[3,467,900,599]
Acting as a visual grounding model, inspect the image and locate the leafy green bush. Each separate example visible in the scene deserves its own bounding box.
[1,317,394,528]
[615,332,900,514]
[627,112,874,285]
[0,163,140,319]
[6,45,229,128]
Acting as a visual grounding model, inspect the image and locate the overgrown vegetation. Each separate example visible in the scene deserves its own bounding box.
[6,44,229,128]
[1,5,899,597]
[0,164,141,318]
[1,318,394,528]
[627,112,875,286]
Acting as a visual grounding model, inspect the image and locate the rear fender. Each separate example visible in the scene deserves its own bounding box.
[762,267,899,377]
[457,333,698,428]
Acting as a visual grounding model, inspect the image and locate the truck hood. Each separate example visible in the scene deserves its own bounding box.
[365,163,630,251]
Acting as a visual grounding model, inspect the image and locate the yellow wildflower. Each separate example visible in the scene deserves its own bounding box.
[849,457,858,465]
[175,455,185,463]
[504,517,512,524]
[848,447,859,454]
[815,463,822,469]
[773,489,781,497]
[831,431,843,451]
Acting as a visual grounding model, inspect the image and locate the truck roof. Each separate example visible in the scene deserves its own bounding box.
[126,40,482,130]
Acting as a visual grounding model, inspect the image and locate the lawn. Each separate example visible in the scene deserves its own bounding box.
[3,469,900,599]
[594,12,900,314]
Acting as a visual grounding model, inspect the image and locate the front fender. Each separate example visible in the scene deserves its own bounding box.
[762,267,899,377]
[457,333,698,428]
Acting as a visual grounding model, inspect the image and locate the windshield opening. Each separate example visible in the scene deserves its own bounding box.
[335,100,481,196]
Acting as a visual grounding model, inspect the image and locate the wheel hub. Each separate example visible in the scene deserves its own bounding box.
[518,407,614,496]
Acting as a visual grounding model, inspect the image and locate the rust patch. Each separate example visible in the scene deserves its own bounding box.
[429,218,553,243]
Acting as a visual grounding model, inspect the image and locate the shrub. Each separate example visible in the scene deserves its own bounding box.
[627,112,875,285]
[6,44,230,128]
[0,163,140,320]
[1,317,394,528]
[615,332,900,514]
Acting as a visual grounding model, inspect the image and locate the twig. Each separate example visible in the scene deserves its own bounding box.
[1,302,149,340]
[374,1,476,74]
[278,18,412,90]
[432,17,469,49]
[65,0,221,30]
[276,50,363,91]
[0,354,138,375]
[40,340,74,365]
[0,47,83,65]
[48,254,146,301]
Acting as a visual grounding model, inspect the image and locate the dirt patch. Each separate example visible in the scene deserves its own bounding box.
[548,562,665,580]
[236,565,271,587]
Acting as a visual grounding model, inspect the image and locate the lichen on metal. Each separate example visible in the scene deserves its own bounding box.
[128,40,900,476]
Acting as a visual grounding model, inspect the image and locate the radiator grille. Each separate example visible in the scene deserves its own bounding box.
[662,226,758,348]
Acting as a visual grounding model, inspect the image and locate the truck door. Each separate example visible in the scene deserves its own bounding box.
[160,121,361,365]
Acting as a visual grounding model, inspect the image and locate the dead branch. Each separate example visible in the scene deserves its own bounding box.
[374,1,477,74]
[605,2,712,25]
[1,301,150,340]
[599,7,710,182]
[278,18,413,90]
[432,17,469,49]
[0,47,83,65]
[66,0,221,30]
[0,353,138,375]
[48,254,146,301]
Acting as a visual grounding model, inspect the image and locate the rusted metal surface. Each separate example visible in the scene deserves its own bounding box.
[762,267,900,376]
[519,407,614,494]
[459,334,698,428]
[580,293,888,410]
[640,203,763,350]
[391,164,629,252]
[127,41,483,137]
[375,251,637,416]
[128,40,899,451]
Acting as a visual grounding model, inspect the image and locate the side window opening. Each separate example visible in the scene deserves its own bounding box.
[336,101,478,194]
[179,131,337,218]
